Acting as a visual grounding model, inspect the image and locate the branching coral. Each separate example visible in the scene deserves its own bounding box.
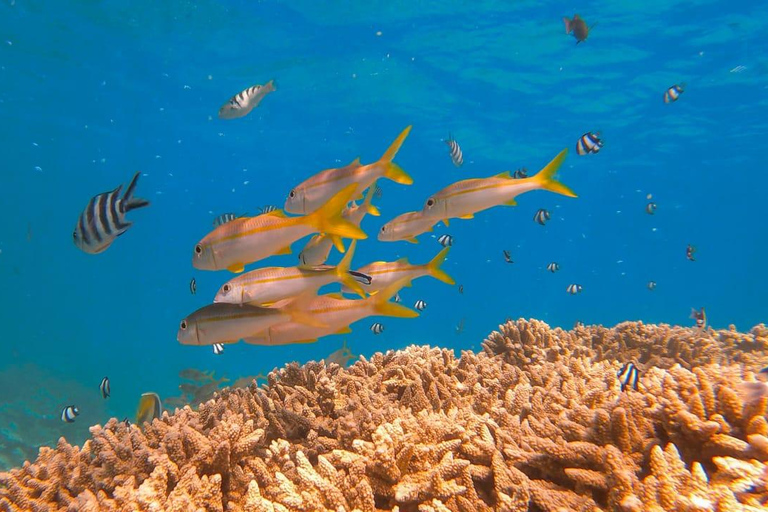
[1,319,766,511]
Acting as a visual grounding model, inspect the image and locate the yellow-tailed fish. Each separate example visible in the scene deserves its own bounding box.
[298,185,380,266]
[343,247,454,295]
[284,126,413,215]
[177,295,323,346]
[243,278,416,345]
[378,210,438,243]
[136,392,162,426]
[193,184,366,273]
[215,240,366,305]
[420,149,575,225]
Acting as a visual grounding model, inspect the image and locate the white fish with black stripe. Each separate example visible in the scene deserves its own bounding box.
[99,376,110,399]
[218,80,276,120]
[414,299,427,311]
[213,213,239,227]
[566,284,583,295]
[393,292,402,303]
[73,172,150,254]
[444,133,463,167]
[437,234,453,247]
[61,405,79,423]
[547,262,559,273]
[213,343,224,355]
[534,209,551,225]
[617,362,639,392]
[576,132,603,155]
[370,322,384,335]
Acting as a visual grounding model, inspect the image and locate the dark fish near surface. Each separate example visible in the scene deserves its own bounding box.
[512,168,528,179]
[567,284,583,294]
[190,277,197,295]
[73,172,150,254]
[414,299,427,311]
[136,392,162,426]
[218,80,276,119]
[576,132,603,155]
[563,14,591,43]
[690,307,706,329]
[503,250,513,264]
[647,281,657,291]
[444,134,464,167]
[213,343,225,355]
[617,363,639,392]
[646,202,657,215]
[99,376,110,399]
[61,405,79,423]
[664,84,685,104]
[370,322,384,335]
[437,234,453,247]
[547,262,559,273]
[686,244,696,261]
[534,209,551,225]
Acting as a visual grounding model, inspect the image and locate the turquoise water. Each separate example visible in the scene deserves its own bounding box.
[1,0,766,467]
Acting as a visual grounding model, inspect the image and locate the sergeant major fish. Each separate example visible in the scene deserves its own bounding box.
[73,172,150,254]
[576,132,603,155]
[664,84,685,104]
[218,80,276,120]
[567,284,583,294]
[444,133,464,167]
[617,363,639,392]
[534,209,551,225]
[99,377,110,399]
[61,405,79,423]
[547,262,560,273]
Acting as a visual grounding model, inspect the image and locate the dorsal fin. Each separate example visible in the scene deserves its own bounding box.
[495,171,511,179]
[396,257,410,264]
[349,157,361,166]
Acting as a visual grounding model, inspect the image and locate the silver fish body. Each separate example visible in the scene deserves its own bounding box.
[218,80,276,119]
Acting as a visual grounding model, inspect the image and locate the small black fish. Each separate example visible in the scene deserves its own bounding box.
[503,250,513,264]
[190,277,197,295]
[646,202,657,215]
[576,132,603,155]
[444,133,464,167]
[686,244,696,261]
[690,307,706,329]
[664,84,685,104]
[99,376,110,399]
[563,14,591,43]
[370,322,384,335]
[122,417,131,427]
[547,262,560,273]
[567,284,583,295]
[617,362,639,392]
[512,168,528,179]
[534,209,551,225]
[61,405,79,423]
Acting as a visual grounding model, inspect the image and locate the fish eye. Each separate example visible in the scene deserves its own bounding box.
[195,244,202,254]
[73,231,78,239]
[426,198,435,207]
[289,190,296,198]
[180,320,187,330]
[380,225,387,232]
[223,284,230,292]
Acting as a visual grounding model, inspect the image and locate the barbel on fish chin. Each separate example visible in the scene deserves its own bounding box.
[192,184,367,273]
[73,171,150,254]
[419,148,576,225]
[218,80,276,120]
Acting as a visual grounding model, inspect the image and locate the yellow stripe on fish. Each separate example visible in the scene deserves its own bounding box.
[284,126,413,215]
[193,184,366,273]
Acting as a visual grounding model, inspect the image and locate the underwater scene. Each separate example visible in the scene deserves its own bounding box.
[1,0,767,510]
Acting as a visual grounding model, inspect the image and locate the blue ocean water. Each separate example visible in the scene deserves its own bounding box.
[1,0,766,467]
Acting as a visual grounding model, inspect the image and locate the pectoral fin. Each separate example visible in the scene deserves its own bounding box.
[227,264,245,273]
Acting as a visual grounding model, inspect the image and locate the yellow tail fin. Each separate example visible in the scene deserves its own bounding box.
[282,292,327,328]
[531,148,577,198]
[336,240,366,298]
[361,185,380,217]
[373,278,419,318]
[379,126,413,185]
[307,184,368,245]
[426,247,455,285]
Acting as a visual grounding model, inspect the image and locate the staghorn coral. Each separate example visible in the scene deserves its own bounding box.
[1,319,767,511]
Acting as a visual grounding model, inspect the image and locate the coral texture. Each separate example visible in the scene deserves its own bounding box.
[1,319,766,511]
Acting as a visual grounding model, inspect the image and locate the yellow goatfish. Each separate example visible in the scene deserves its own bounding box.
[176,296,322,346]
[420,149,576,225]
[136,392,162,426]
[298,185,380,266]
[214,240,366,306]
[378,210,439,244]
[193,184,366,273]
[284,126,413,215]
[343,247,454,295]
[243,279,417,345]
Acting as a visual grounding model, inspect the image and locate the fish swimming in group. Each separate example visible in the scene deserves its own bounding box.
[136,392,162,426]
[567,284,583,295]
[690,307,706,329]
[370,322,384,335]
[284,126,412,215]
[193,184,367,273]
[503,250,513,264]
[61,405,79,423]
[418,149,575,228]
[99,377,110,399]
[414,299,427,311]
[444,134,464,167]
[547,262,559,273]
[214,240,367,305]
[646,202,657,215]
[437,234,453,247]
[534,209,551,225]
[342,247,454,295]
[686,244,696,261]
[258,205,278,214]
[617,362,639,392]
[218,80,276,119]
[664,84,685,104]
[179,368,215,382]
[190,277,196,295]
[563,14,592,43]
[298,186,380,266]
[73,172,150,254]
[378,210,438,244]
[393,292,402,303]
[213,213,239,227]
[576,132,603,155]
[647,281,657,291]
[213,343,224,355]
[512,168,528,179]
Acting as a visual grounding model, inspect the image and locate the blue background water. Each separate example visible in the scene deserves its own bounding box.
[1,0,766,466]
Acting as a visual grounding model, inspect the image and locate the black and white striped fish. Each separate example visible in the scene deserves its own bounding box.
[414,299,427,311]
[258,205,278,214]
[190,277,197,295]
[458,284,463,294]
[503,250,513,264]
[370,322,384,335]
[444,134,464,167]
[646,202,657,215]
[61,405,79,423]
[547,262,560,273]
[213,343,225,355]
[349,270,372,286]
[647,281,657,291]
[437,234,453,247]
[686,244,696,261]
[218,80,277,120]
[617,362,639,392]
[664,84,685,104]
[99,377,110,399]
[534,209,551,225]
[393,292,401,303]
[576,132,603,155]
[566,284,583,295]
[73,172,150,254]
[373,185,383,199]
[512,168,528,179]
[213,213,238,227]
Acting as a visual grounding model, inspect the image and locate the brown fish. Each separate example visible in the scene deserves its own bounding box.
[563,14,591,43]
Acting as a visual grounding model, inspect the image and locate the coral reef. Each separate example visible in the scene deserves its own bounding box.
[1,320,767,511]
